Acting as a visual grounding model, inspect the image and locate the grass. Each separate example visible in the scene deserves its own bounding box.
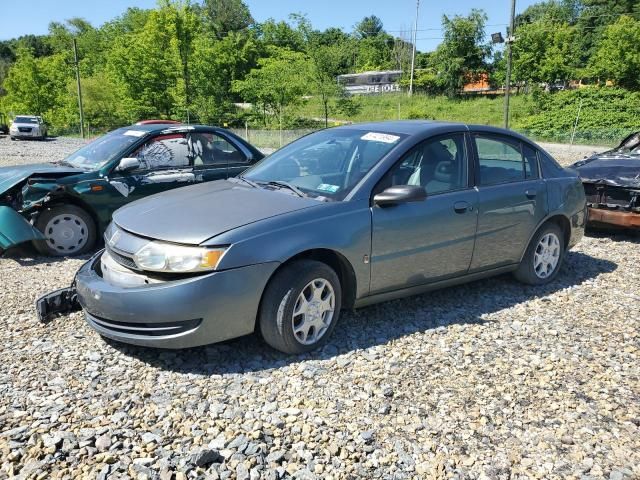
[292,93,531,127]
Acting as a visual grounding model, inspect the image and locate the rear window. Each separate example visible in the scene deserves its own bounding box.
[538,150,567,178]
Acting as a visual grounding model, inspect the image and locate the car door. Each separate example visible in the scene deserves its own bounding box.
[190,132,250,182]
[470,133,548,271]
[370,132,479,294]
[107,132,196,207]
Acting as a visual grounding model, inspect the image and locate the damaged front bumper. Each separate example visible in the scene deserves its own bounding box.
[0,206,44,253]
[588,207,640,229]
[34,253,97,322]
[583,183,640,229]
[36,249,279,348]
[35,285,81,322]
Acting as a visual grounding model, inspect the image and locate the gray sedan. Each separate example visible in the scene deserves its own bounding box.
[41,121,586,353]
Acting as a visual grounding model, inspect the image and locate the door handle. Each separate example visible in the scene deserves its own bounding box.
[525,189,537,199]
[454,201,472,214]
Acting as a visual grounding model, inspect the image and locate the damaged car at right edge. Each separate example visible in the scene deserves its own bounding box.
[572,131,640,230]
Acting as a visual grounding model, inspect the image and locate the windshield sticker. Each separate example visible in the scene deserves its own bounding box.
[361,132,400,143]
[317,183,340,193]
[123,130,146,137]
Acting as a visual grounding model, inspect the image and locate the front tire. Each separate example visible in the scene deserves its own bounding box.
[514,222,564,285]
[259,260,342,354]
[34,205,97,256]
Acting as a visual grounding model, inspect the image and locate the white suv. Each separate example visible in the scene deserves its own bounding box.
[10,115,48,140]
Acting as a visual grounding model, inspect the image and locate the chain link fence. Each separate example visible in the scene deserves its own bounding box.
[229,128,315,151]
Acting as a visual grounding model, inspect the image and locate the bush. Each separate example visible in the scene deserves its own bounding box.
[514,87,640,144]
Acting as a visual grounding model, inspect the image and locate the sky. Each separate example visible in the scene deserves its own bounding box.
[0,0,539,51]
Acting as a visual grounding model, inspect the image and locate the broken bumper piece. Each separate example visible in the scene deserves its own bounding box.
[588,207,640,229]
[0,206,45,252]
[35,286,81,323]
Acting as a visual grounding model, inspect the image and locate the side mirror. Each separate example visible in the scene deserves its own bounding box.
[373,185,426,207]
[116,157,141,173]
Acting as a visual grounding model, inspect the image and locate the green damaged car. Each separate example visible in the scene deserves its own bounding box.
[0,123,263,256]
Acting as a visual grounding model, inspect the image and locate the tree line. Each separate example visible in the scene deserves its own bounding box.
[0,0,638,133]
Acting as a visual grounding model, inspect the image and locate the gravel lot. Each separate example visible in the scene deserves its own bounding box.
[0,136,638,479]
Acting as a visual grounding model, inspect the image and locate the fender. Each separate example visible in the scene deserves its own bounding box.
[0,206,45,252]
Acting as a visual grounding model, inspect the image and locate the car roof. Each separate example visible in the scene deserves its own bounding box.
[336,120,538,144]
[120,123,229,133]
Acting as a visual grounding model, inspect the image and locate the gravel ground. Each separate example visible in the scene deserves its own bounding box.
[0,136,638,480]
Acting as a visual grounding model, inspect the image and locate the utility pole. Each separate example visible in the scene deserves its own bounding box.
[503,0,516,129]
[409,0,420,96]
[72,38,85,139]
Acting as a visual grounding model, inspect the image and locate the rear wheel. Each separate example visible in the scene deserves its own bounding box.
[259,260,342,354]
[34,205,97,256]
[514,222,564,285]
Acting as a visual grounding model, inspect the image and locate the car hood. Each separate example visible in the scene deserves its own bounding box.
[573,155,640,188]
[113,180,324,245]
[0,163,84,194]
[11,122,40,128]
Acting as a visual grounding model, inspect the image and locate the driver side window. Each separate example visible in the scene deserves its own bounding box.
[133,133,191,171]
[385,134,468,194]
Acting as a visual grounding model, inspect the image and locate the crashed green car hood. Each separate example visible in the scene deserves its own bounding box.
[0,163,83,194]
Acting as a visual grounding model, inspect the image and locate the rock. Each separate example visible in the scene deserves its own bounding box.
[141,432,161,445]
[190,448,222,467]
[95,434,112,452]
[266,450,285,464]
[360,430,374,443]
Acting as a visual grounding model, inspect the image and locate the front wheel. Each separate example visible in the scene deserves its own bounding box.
[34,205,97,256]
[259,260,342,354]
[514,222,564,285]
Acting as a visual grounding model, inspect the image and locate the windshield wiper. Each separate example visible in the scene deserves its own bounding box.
[267,180,306,198]
[236,176,261,189]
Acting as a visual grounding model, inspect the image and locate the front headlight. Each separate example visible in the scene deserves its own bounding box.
[133,241,227,273]
[9,125,17,132]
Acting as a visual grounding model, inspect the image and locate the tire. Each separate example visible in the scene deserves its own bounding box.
[34,205,97,256]
[10,136,15,141]
[259,259,342,354]
[514,222,565,285]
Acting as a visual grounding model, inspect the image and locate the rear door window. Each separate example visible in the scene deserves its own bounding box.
[475,135,525,185]
[522,144,540,179]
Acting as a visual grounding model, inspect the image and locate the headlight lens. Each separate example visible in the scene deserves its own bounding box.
[133,241,227,273]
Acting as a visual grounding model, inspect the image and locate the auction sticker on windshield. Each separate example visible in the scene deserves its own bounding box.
[361,132,400,143]
[317,183,340,193]
[123,130,146,137]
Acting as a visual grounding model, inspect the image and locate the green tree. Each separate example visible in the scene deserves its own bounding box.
[308,44,346,127]
[589,15,640,89]
[190,31,259,123]
[232,47,310,127]
[431,9,491,96]
[3,47,56,116]
[354,15,384,39]
[106,1,198,121]
[202,0,254,38]
[511,20,578,85]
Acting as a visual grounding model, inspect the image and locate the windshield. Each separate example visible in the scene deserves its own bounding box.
[14,116,38,124]
[63,128,145,170]
[614,132,640,154]
[243,128,404,201]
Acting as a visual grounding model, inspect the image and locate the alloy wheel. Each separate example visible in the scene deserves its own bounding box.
[291,278,335,345]
[533,232,560,279]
